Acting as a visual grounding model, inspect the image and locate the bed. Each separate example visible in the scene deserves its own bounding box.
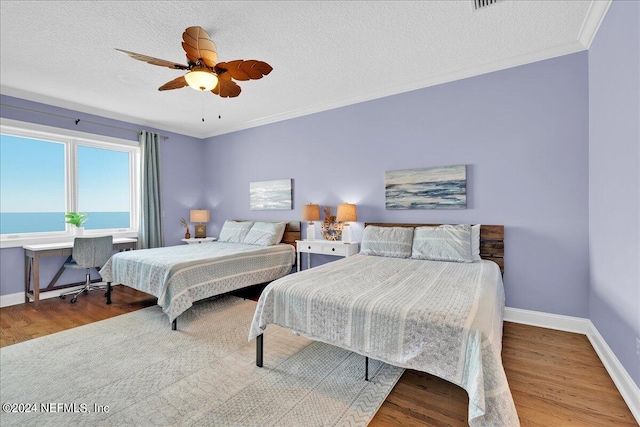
[248,223,519,427]
[101,220,299,329]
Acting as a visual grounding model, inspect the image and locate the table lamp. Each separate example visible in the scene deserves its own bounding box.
[301,204,320,241]
[190,209,210,238]
[337,203,357,244]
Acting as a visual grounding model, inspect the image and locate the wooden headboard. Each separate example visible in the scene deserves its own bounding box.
[365,223,504,274]
[281,221,301,245]
[236,220,301,246]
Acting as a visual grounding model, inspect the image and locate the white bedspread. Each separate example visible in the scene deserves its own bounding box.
[101,242,295,322]
[249,254,519,426]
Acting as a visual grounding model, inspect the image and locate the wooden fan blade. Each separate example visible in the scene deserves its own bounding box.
[212,73,241,98]
[215,60,272,81]
[158,75,188,91]
[115,48,189,70]
[182,26,218,68]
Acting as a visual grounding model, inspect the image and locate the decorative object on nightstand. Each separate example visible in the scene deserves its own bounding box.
[190,209,210,238]
[301,204,320,241]
[180,217,191,239]
[321,206,343,241]
[337,203,357,244]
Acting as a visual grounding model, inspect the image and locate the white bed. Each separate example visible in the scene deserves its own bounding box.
[101,221,299,329]
[248,224,519,426]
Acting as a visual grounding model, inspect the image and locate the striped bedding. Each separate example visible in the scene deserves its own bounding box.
[100,242,295,323]
[249,254,519,427]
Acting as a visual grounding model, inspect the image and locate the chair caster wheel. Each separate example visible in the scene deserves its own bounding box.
[60,295,66,299]
[70,298,77,304]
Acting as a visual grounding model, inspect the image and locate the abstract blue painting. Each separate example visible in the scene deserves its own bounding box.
[250,179,292,210]
[385,165,467,209]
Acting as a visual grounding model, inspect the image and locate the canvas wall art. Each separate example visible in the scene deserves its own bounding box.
[250,179,292,210]
[385,165,467,209]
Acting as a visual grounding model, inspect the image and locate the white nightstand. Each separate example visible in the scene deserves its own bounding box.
[181,237,217,244]
[296,240,359,271]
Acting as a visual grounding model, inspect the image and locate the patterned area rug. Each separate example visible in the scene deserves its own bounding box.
[0,295,404,426]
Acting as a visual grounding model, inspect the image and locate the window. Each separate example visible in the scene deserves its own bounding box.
[0,119,139,247]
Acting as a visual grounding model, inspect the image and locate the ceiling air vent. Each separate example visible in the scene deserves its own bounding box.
[474,0,498,10]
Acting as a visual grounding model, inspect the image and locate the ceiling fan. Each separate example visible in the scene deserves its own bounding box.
[116,26,272,98]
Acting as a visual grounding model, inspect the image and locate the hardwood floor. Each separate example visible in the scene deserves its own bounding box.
[1,286,636,426]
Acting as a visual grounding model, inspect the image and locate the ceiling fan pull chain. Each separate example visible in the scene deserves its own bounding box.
[201,91,205,122]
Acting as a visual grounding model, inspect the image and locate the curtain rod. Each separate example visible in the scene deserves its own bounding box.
[0,103,169,140]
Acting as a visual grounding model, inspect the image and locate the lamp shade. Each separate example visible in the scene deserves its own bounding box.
[301,204,320,222]
[184,69,219,91]
[337,203,357,223]
[190,209,210,223]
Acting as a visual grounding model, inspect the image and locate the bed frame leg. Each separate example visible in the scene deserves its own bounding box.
[171,319,177,331]
[106,282,112,305]
[365,356,369,381]
[256,334,263,367]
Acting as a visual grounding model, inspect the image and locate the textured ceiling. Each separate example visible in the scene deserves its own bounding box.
[0,1,609,139]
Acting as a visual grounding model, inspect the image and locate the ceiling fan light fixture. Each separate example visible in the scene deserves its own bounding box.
[185,69,218,91]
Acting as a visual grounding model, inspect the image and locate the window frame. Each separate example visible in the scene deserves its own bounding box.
[0,118,140,248]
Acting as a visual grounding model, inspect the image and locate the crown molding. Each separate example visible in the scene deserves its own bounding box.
[578,0,613,49]
[204,40,587,138]
[4,38,589,141]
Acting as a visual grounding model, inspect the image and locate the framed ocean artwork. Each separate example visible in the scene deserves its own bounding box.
[385,165,467,209]
[250,179,293,210]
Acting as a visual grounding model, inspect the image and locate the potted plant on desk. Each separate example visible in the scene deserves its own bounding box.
[65,212,88,235]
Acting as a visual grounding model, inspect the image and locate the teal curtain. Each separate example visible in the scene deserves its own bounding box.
[139,131,164,249]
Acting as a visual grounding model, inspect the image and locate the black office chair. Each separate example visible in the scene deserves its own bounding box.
[59,236,113,304]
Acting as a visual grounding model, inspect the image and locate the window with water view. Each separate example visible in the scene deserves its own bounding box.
[1,125,138,237]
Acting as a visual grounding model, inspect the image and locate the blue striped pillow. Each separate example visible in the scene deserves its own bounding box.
[243,221,286,246]
[360,226,414,258]
[219,221,254,243]
[411,224,473,262]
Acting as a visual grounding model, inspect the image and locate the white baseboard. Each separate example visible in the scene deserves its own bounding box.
[505,306,640,424]
[587,322,640,425]
[0,284,112,308]
[504,306,592,334]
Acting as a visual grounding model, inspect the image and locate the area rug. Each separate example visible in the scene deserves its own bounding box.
[0,295,404,426]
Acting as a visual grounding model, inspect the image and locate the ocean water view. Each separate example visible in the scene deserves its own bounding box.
[0,212,130,234]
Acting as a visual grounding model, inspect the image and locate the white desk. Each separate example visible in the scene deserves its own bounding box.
[23,238,137,307]
[296,240,359,272]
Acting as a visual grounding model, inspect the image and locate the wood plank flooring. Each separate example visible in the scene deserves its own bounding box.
[1,286,636,426]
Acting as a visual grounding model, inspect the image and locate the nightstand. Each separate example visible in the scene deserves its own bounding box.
[296,240,359,271]
[181,237,217,244]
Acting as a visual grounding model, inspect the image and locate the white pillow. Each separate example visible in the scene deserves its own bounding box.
[360,226,414,258]
[243,221,287,246]
[472,224,481,261]
[219,221,254,243]
[411,224,474,263]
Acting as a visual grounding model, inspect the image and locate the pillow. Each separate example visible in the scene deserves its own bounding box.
[472,224,481,261]
[243,221,287,246]
[360,226,414,258]
[218,221,254,243]
[411,224,474,263]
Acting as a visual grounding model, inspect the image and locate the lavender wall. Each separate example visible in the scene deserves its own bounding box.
[0,95,204,296]
[204,52,590,317]
[589,0,640,387]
